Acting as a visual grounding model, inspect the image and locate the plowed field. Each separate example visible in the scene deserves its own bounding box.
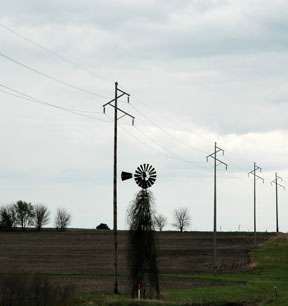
[0,230,273,295]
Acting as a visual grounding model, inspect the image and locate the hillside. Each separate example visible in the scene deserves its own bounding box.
[0,230,273,297]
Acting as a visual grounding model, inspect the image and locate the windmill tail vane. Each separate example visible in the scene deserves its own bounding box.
[121,164,157,189]
[121,172,133,181]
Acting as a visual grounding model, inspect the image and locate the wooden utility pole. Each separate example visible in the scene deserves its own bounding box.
[103,82,134,294]
[206,142,227,274]
[271,173,285,233]
[113,82,118,294]
[248,162,264,245]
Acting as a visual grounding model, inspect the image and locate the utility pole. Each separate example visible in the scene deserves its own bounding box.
[271,173,285,233]
[248,162,264,245]
[103,82,135,294]
[206,142,227,274]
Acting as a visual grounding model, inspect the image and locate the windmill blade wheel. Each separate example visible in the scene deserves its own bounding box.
[134,164,157,189]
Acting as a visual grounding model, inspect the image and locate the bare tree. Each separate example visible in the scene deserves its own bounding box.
[154,214,167,231]
[34,204,50,231]
[54,208,71,231]
[0,204,17,231]
[172,207,191,232]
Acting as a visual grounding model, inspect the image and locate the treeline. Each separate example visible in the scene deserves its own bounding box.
[154,207,191,232]
[0,201,71,231]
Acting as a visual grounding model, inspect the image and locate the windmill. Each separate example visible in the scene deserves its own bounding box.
[123,163,159,298]
[121,164,157,189]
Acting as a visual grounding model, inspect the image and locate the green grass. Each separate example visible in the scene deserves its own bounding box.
[164,233,288,306]
[71,233,288,305]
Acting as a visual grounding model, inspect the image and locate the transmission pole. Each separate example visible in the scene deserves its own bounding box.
[206,142,227,274]
[248,162,264,245]
[103,82,135,294]
[271,173,285,233]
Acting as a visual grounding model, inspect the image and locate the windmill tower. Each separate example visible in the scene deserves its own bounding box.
[123,164,159,298]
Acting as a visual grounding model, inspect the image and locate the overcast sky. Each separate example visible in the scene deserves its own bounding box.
[1,0,288,232]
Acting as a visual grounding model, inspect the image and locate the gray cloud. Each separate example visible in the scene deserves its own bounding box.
[0,0,288,231]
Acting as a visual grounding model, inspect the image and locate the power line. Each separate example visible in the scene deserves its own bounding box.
[132,94,202,134]
[131,94,216,143]
[0,84,275,190]
[110,116,210,167]
[65,109,104,115]
[0,52,108,99]
[130,95,271,179]
[0,24,258,176]
[223,156,250,173]
[1,26,283,186]
[110,107,260,178]
[131,98,262,180]
[0,83,111,122]
[0,22,113,84]
[129,103,208,155]
[134,125,211,169]
[225,168,250,185]
[119,124,196,163]
[0,88,109,122]
[0,84,234,174]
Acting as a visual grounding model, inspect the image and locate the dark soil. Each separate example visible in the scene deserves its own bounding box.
[0,230,273,295]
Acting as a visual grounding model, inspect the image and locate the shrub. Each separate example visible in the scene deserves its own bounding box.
[96,223,110,230]
[0,272,74,306]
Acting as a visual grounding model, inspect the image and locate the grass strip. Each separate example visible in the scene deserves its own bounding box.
[70,233,288,305]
